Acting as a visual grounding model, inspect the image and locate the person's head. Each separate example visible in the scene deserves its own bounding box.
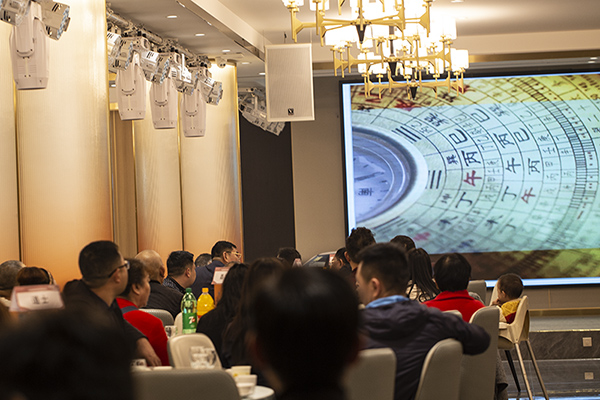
[497,273,523,302]
[0,260,25,298]
[0,309,134,400]
[211,241,241,263]
[433,253,471,292]
[135,250,164,282]
[345,227,375,266]
[241,258,286,306]
[166,251,196,288]
[248,268,360,392]
[16,267,52,286]
[329,247,347,270]
[390,235,416,252]
[276,247,302,268]
[119,259,151,308]
[406,248,439,301]
[356,243,409,305]
[78,241,128,292]
[194,253,212,268]
[216,263,248,316]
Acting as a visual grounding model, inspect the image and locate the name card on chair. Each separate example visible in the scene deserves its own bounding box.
[9,284,64,312]
[212,267,230,285]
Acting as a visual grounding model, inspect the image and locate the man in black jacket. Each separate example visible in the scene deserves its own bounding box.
[356,243,490,400]
[63,240,161,366]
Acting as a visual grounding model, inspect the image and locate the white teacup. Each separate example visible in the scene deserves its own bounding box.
[230,365,252,376]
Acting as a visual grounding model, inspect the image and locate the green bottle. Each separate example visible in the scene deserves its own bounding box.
[181,288,197,334]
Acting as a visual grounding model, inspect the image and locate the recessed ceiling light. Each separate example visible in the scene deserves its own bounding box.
[195,33,205,37]
[166,15,178,19]
[222,49,231,53]
[259,72,265,75]
[451,0,464,2]
[590,57,598,60]
[241,62,250,65]
[176,1,186,8]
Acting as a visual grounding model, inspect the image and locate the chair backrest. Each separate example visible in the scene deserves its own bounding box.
[133,369,238,400]
[444,310,463,319]
[488,281,499,306]
[467,280,487,304]
[414,339,463,400]
[459,306,500,400]
[168,333,223,369]
[173,312,182,336]
[141,309,174,327]
[344,348,396,400]
[499,295,529,344]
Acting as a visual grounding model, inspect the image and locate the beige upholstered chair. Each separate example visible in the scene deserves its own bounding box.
[133,369,238,400]
[344,348,396,400]
[467,280,487,304]
[443,309,463,319]
[459,306,499,400]
[140,308,174,327]
[167,333,223,369]
[497,296,549,400]
[413,339,463,400]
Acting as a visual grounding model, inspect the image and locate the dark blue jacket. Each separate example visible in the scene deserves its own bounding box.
[191,259,224,298]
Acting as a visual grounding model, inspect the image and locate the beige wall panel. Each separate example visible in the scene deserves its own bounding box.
[134,81,183,261]
[16,0,111,287]
[110,112,138,258]
[180,65,243,256]
[0,24,20,262]
[291,77,346,260]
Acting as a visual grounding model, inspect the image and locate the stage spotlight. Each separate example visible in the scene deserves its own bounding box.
[107,31,123,73]
[149,53,170,84]
[0,0,30,26]
[150,76,177,129]
[113,36,134,71]
[180,87,206,137]
[40,0,70,40]
[239,88,285,136]
[9,0,49,89]
[197,66,223,105]
[116,52,146,121]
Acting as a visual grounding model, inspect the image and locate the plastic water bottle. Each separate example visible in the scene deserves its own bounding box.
[197,287,215,318]
[181,288,197,334]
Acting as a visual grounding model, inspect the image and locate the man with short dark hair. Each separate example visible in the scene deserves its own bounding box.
[62,240,161,366]
[194,253,212,269]
[390,235,416,252]
[424,253,484,322]
[0,260,25,307]
[136,249,183,318]
[248,268,361,400]
[356,243,489,400]
[191,241,240,298]
[163,250,196,295]
[344,227,375,285]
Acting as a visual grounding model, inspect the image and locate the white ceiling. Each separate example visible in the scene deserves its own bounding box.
[106,0,600,87]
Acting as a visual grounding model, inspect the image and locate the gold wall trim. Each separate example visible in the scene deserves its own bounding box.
[531,307,600,317]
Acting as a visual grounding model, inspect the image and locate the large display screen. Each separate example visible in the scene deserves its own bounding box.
[342,70,600,284]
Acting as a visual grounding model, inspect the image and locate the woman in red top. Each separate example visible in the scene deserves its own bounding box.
[117,258,170,366]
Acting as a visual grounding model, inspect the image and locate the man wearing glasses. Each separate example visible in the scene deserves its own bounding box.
[63,240,162,366]
[191,240,241,298]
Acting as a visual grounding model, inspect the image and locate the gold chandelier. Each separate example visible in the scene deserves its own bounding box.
[281,0,469,99]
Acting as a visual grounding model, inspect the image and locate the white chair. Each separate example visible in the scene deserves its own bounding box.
[467,280,487,304]
[413,339,463,400]
[497,296,549,400]
[344,348,396,400]
[140,308,174,326]
[443,309,463,319]
[459,306,500,400]
[173,312,182,336]
[168,333,223,369]
[133,369,238,400]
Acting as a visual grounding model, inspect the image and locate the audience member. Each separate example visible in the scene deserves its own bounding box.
[136,250,182,318]
[117,258,170,366]
[406,248,439,302]
[0,260,24,307]
[62,240,161,366]
[192,241,241,298]
[0,309,134,400]
[15,266,52,286]
[197,262,248,366]
[276,247,302,268]
[492,273,524,323]
[330,247,352,279]
[356,243,489,400]
[424,253,484,322]
[222,257,285,375]
[248,268,361,399]
[390,235,416,252]
[194,253,212,269]
[163,250,196,295]
[345,227,376,285]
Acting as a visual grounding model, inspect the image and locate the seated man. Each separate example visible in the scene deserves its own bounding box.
[136,249,182,318]
[192,241,241,298]
[424,253,484,322]
[117,258,170,366]
[357,243,489,400]
[492,273,523,323]
[63,240,161,366]
[163,250,196,295]
[0,260,25,307]
[248,268,360,400]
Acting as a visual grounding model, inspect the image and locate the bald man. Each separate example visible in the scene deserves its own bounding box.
[136,250,183,318]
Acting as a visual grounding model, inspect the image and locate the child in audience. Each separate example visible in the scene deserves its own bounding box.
[492,273,523,323]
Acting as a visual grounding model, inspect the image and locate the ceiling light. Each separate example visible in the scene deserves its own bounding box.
[176,1,186,8]
[222,49,230,53]
[590,57,598,60]
[259,72,265,75]
[195,33,205,37]
[166,15,177,19]
[241,62,250,65]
